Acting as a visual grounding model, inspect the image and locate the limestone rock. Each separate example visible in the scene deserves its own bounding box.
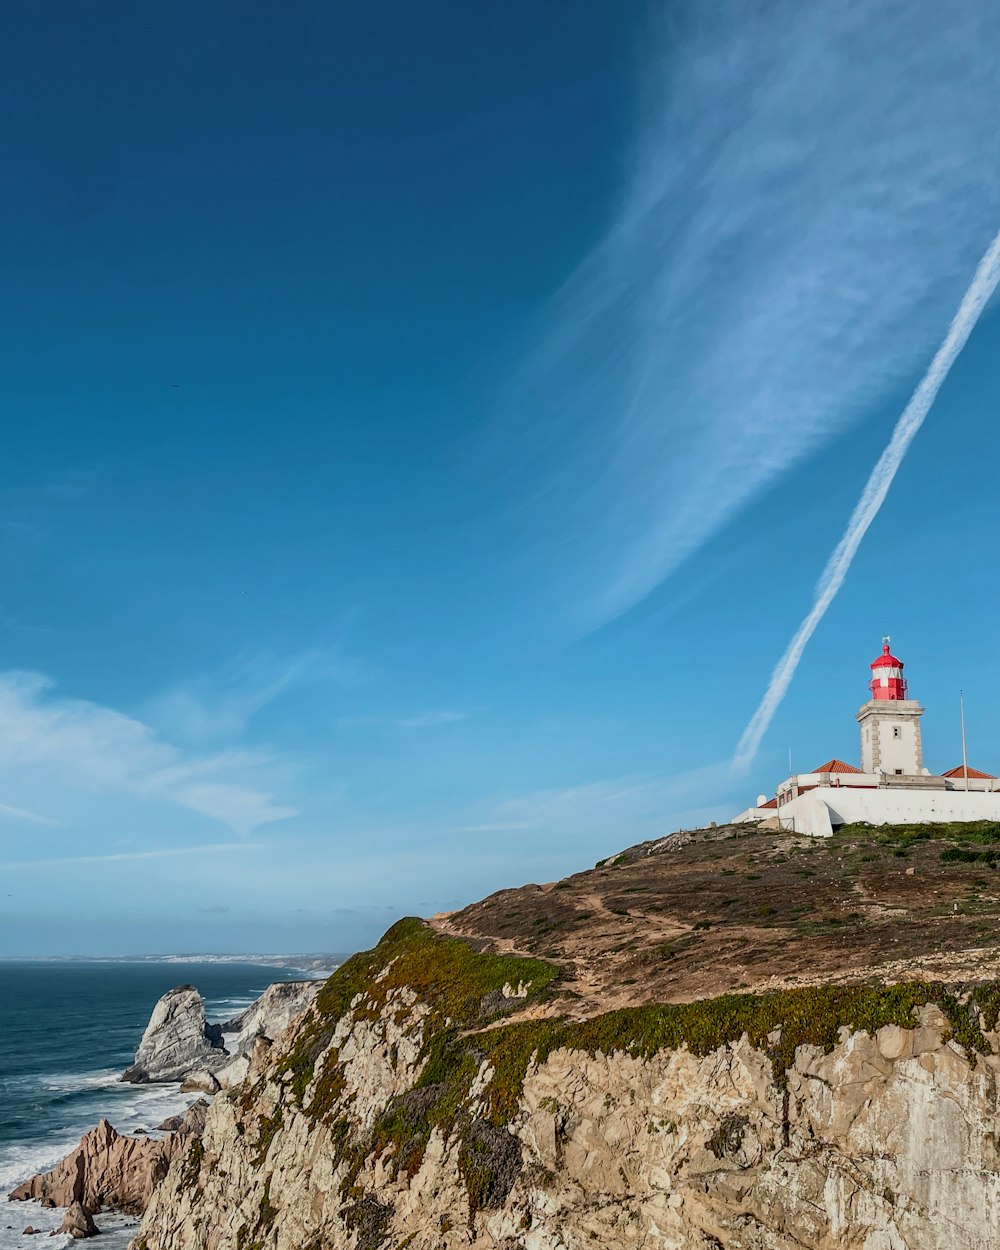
[135,968,1000,1250]
[54,1202,98,1239]
[214,981,320,1089]
[157,1100,210,1135]
[8,1118,188,1215]
[180,1070,221,1095]
[221,980,320,1046]
[121,986,227,1084]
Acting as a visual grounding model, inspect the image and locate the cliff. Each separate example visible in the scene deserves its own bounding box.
[130,820,1000,1247]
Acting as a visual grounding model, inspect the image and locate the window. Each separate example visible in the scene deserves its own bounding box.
[894,768,903,775]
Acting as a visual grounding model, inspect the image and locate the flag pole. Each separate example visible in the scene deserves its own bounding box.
[960,690,969,792]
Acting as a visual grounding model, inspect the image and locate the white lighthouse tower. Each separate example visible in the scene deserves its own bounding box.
[856,638,925,776]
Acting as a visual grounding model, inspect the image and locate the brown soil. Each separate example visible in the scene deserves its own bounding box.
[430,823,1000,1017]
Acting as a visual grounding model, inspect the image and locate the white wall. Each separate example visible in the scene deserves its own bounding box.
[780,786,1000,837]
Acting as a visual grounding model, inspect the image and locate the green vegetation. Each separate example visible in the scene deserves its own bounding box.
[274,916,560,1118]
[941,846,999,867]
[839,820,1000,850]
[217,855,1000,1240]
[260,916,1000,1226]
[177,1138,204,1194]
[253,1109,284,1165]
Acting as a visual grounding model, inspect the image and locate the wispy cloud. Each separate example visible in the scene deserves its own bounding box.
[448,821,538,834]
[0,671,295,834]
[503,1,1000,627]
[474,763,739,847]
[0,801,63,827]
[146,645,360,745]
[395,710,469,729]
[734,227,1000,772]
[1,842,263,872]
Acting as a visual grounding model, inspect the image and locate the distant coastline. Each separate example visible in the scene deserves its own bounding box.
[1,953,342,976]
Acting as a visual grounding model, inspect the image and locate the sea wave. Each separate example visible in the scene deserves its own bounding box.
[38,1068,122,1094]
[0,1070,194,1192]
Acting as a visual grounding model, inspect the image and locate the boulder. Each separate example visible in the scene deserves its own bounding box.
[157,1099,209,1135]
[180,1070,221,1095]
[120,986,227,1084]
[53,1202,99,1239]
[8,1119,188,1215]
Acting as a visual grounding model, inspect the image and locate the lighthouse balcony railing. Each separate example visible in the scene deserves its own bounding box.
[868,677,908,697]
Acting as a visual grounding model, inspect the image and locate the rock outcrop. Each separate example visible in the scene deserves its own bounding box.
[8,1117,196,1216]
[120,979,321,1089]
[134,915,1000,1250]
[213,980,320,1090]
[221,980,320,1045]
[156,1100,209,1135]
[55,1201,99,1239]
[121,986,226,1084]
[179,1070,221,1095]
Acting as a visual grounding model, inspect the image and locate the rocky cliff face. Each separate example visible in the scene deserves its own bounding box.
[134,915,1000,1250]
[222,981,321,1043]
[214,981,322,1090]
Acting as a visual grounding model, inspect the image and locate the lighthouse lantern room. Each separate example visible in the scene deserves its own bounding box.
[868,638,908,700]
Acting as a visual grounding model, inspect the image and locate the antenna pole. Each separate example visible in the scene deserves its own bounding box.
[788,747,792,777]
[960,690,969,792]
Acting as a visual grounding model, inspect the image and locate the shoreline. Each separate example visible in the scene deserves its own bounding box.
[1,960,328,1249]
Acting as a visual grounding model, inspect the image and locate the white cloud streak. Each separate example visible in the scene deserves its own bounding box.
[146,646,359,745]
[395,710,469,729]
[0,671,296,834]
[733,228,1000,773]
[1,843,263,872]
[0,801,63,827]
[503,1,1000,628]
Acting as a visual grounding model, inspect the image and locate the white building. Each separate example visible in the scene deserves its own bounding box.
[734,639,1000,837]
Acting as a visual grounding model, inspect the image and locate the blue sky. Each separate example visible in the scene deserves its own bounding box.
[2,1,1000,955]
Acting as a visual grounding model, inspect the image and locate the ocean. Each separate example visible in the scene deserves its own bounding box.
[0,959,326,1250]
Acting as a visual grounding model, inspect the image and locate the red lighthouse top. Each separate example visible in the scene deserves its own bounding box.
[869,637,908,700]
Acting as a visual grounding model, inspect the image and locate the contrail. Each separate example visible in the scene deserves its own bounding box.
[733,227,1000,775]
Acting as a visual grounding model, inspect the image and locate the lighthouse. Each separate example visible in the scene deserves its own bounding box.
[733,635,1000,836]
[856,638,924,775]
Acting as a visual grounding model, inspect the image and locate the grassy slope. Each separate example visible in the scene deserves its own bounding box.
[266,819,1000,1216]
[184,821,1000,1242]
[440,820,1000,1007]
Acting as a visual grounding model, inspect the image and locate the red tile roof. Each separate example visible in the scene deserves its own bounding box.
[760,797,778,809]
[812,758,864,775]
[941,765,997,780]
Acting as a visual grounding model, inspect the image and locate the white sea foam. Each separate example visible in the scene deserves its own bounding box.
[0,1197,139,1250]
[1,1072,194,1190]
[39,1068,122,1094]
[0,1134,83,1193]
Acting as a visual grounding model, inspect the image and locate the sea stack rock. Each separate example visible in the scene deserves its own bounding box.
[121,985,227,1084]
[54,1202,99,1239]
